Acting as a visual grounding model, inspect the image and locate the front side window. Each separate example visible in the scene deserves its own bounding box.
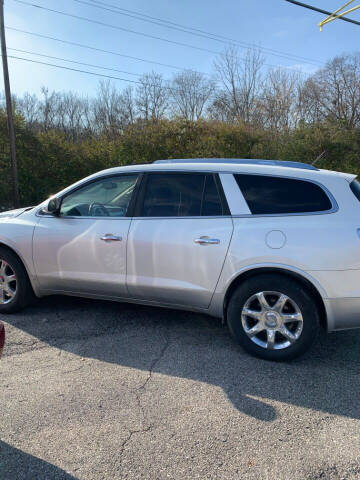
[234,174,333,215]
[140,173,224,217]
[60,174,138,217]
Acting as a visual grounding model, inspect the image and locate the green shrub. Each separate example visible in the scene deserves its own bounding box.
[1,114,360,208]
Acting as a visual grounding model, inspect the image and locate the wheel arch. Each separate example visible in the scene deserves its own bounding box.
[223,267,328,330]
[0,242,38,297]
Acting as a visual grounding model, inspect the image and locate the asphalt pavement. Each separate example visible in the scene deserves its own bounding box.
[1,296,360,479]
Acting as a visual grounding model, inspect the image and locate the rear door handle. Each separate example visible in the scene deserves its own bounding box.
[194,236,220,245]
[100,234,123,242]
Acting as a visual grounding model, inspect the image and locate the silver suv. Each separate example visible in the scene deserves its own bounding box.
[0,158,359,361]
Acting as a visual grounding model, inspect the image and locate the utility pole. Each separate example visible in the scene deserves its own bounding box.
[0,0,19,208]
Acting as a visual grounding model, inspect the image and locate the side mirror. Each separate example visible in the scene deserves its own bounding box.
[43,197,61,216]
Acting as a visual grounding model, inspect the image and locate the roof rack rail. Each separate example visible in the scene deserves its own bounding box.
[153,158,318,171]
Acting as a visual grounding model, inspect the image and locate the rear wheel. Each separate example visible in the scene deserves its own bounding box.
[227,274,319,361]
[0,248,34,314]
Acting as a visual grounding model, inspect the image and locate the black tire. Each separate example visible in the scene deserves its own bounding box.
[227,274,319,361]
[0,247,34,314]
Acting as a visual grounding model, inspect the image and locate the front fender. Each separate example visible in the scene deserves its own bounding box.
[0,215,41,296]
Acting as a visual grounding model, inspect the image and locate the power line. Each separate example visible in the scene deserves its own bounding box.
[9,52,314,105]
[285,0,360,27]
[79,0,325,66]
[8,47,143,77]
[8,54,143,84]
[12,0,220,56]
[7,27,202,72]
[7,26,311,77]
[12,0,323,67]
[8,48,197,91]
[7,54,207,95]
[8,55,308,104]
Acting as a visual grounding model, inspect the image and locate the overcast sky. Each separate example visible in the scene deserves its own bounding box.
[3,0,359,97]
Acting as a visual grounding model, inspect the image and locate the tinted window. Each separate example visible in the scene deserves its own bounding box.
[202,175,223,216]
[234,174,332,215]
[141,173,224,217]
[61,175,138,217]
[350,178,360,202]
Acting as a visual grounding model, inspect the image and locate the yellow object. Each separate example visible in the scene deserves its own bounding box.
[318,0,360,30]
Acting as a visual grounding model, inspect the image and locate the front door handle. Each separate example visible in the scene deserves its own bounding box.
[194,236,220,246]
[100,234,123,242]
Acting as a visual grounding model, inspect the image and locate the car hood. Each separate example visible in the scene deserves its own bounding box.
[0,207,33,220]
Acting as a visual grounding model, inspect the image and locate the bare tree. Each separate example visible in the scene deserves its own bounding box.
[136,72,168,121]
[260,68,303,131]
[39,87,62,131]
[208,90,234,122]
[60,92,90,140]
[11,51,360,138]
[303,53,360,128]
[214,47,264,123]
[93,80,120,135]
[92,80,135,136]
[118,86,136,126]
[15,92,40,129]
[81,96,95,135]
[170,70,215,121]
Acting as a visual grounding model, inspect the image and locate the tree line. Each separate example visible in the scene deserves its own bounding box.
[10,49,360,138]
[0,48,360,208]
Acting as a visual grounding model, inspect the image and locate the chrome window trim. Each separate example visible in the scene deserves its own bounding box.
[35,214,134,220]
[36,212,337,220]
[231,210,338,219]
[35,168,339,219]
[128,215,233,221]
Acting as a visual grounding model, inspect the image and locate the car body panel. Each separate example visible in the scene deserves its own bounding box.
[127,217,233,308]
[324,297,360,331]
[0,211,40,294]
[33,216,131,296]
[208,261,330,319]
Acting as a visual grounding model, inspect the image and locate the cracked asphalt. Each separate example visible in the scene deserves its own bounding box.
[1,296,360,480]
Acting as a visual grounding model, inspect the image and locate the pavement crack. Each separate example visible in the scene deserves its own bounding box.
[118,425,152,470]
[141,332,171,392]
[132,333,171,433]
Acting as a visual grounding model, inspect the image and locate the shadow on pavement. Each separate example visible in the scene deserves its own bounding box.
[0,441,77,479]
[3,295,360,422]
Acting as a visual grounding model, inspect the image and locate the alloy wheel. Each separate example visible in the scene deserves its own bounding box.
[241,291,304,350]
[0,259,17,305]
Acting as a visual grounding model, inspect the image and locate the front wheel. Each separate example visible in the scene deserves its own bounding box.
[0,248,34,314]
[227,274,320,361]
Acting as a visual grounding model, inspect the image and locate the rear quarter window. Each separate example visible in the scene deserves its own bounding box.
[234,174,333,215]
[350,178,360,202]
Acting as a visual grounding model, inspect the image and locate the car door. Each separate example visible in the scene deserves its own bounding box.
[33,173,140,297]
[126,172,234,309]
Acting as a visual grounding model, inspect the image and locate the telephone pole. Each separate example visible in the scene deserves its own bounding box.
[0,0,19,208]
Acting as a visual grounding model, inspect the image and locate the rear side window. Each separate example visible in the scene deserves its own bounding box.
[350,178,360,202]
[234,174,332,215]
[140,173,224,217]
